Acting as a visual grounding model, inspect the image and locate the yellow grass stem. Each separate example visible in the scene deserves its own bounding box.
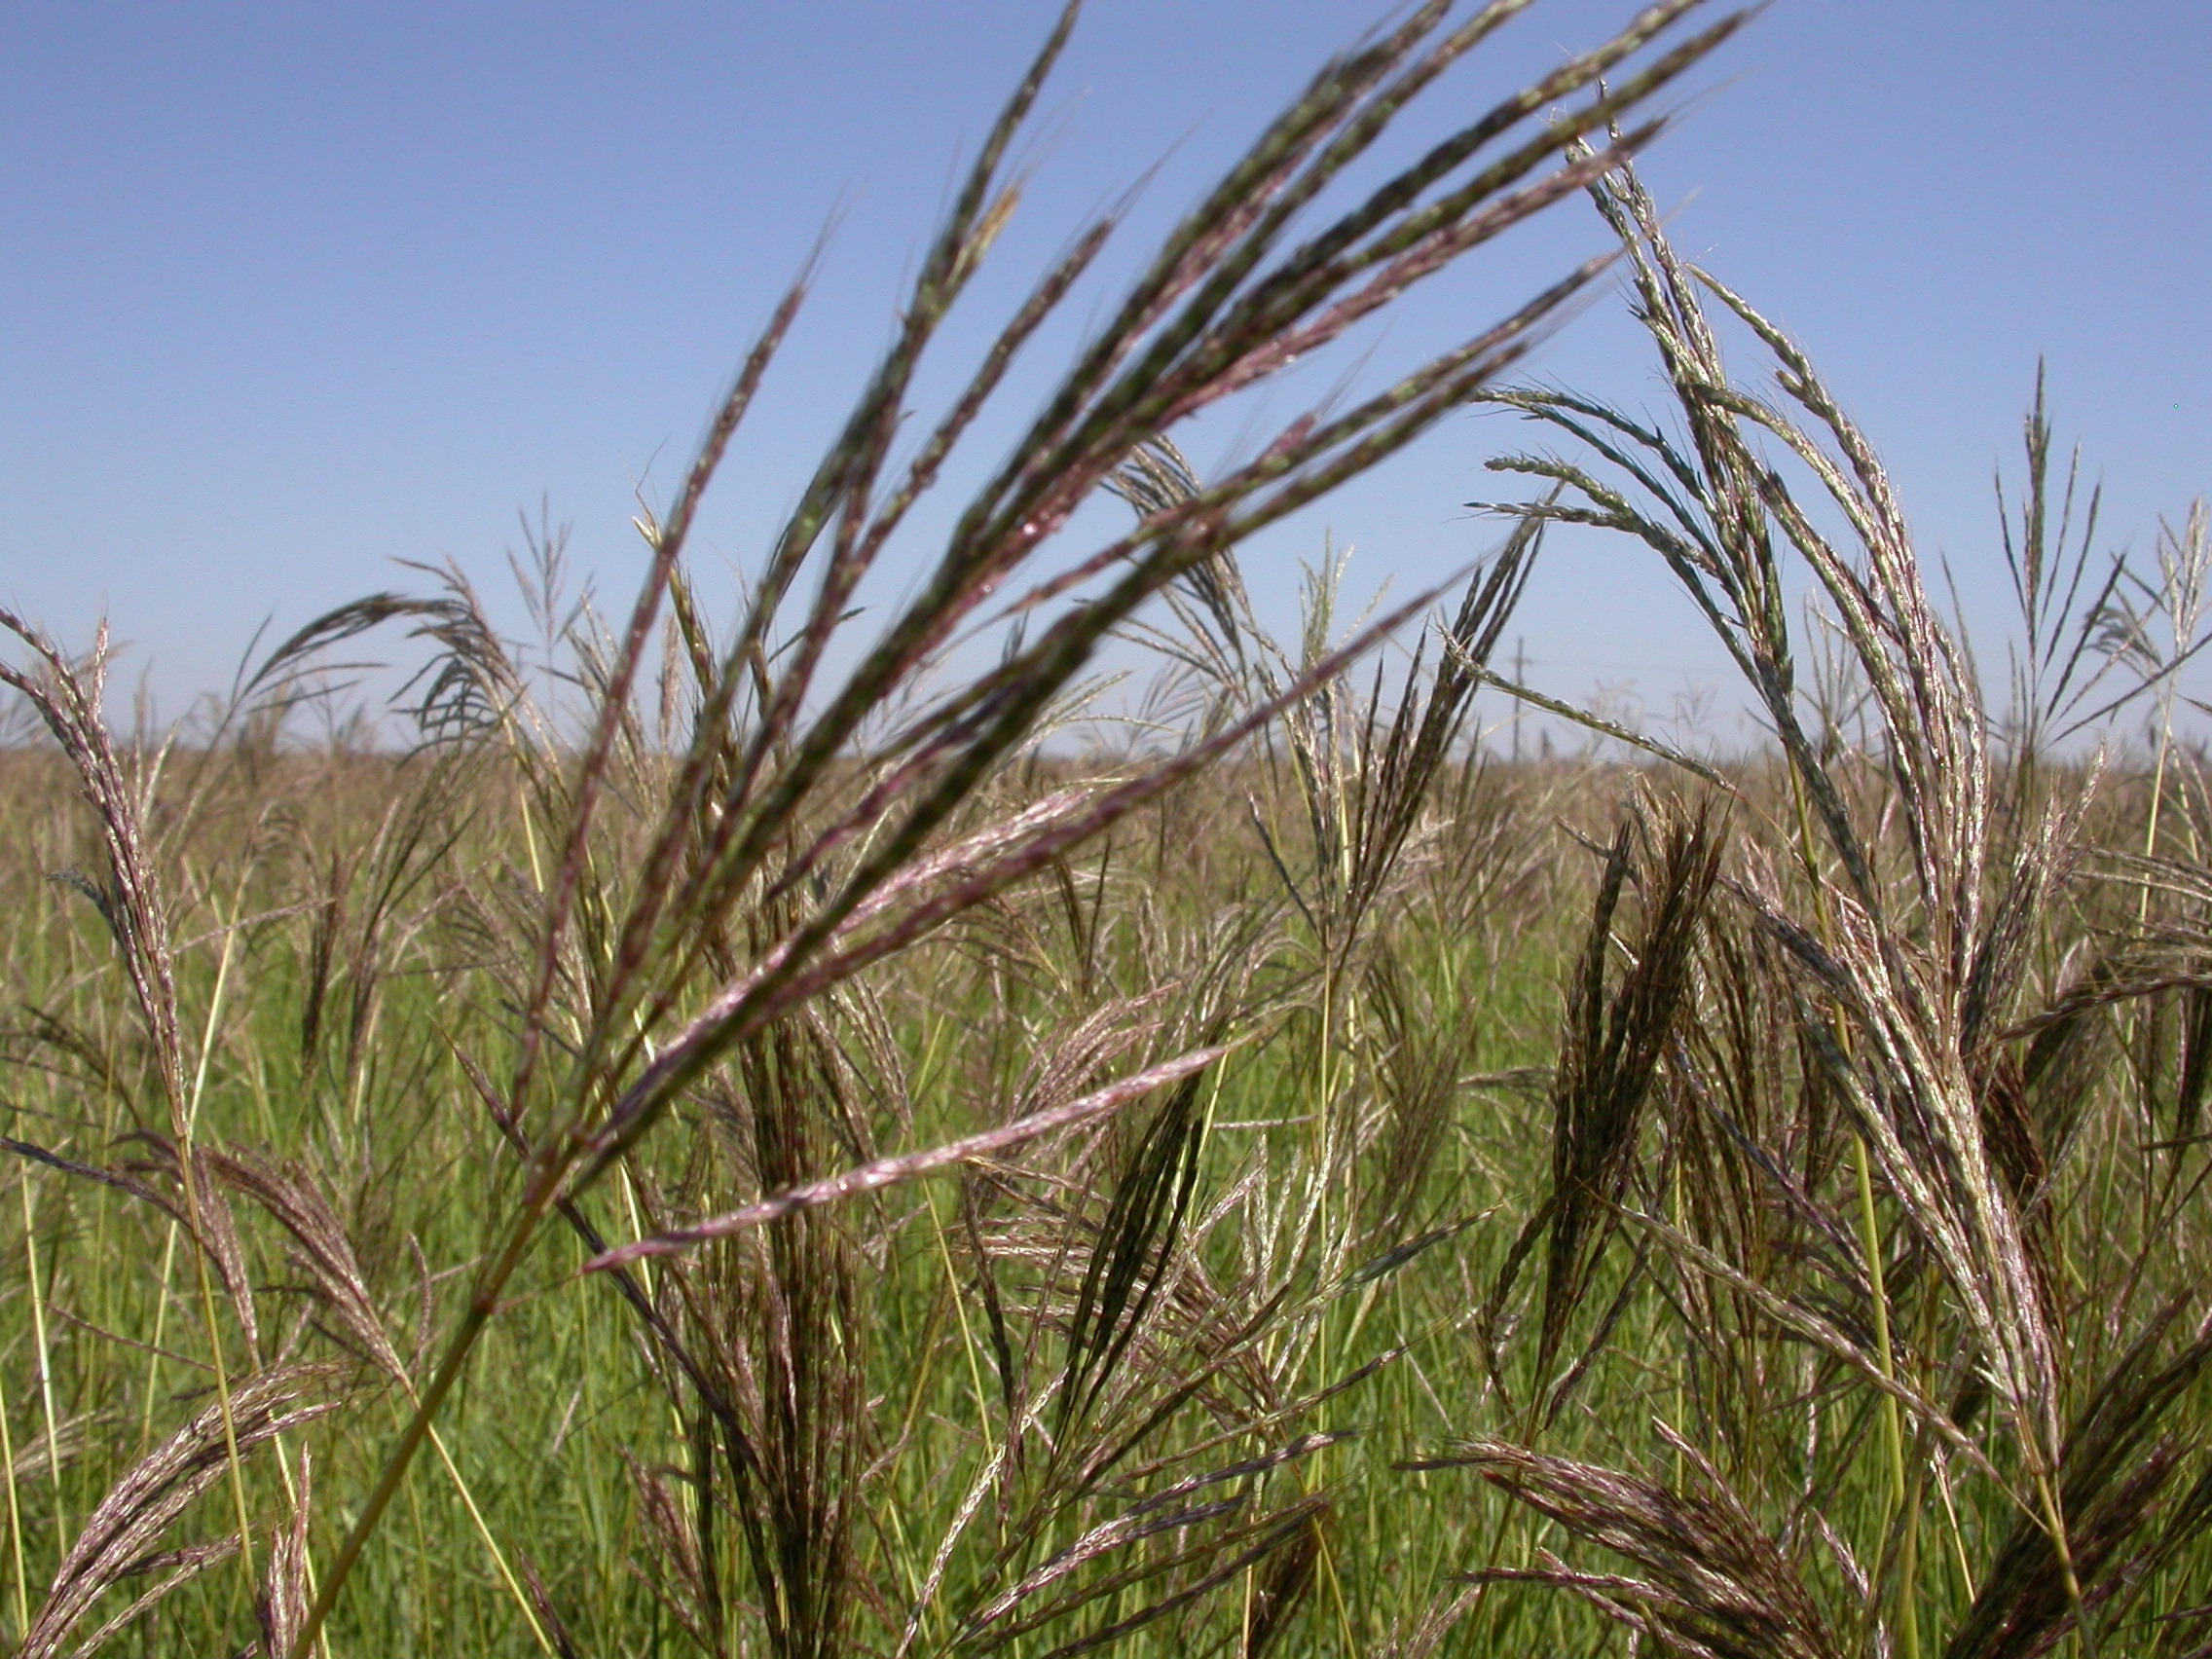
[424,1421,557,1655]
[2034,1470,2099,1659]
[1854,1137,1919,1659]
[177,871,260,1602]
[0,1272,29,1641]
[18,1171,64,1551]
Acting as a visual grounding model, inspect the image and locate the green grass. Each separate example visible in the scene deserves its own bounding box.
[8,3,2212,1654]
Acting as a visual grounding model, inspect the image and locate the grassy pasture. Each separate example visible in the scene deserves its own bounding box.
[7,4,2212,1655]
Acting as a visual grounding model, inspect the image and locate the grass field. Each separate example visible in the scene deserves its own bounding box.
[9,4,2212,1655]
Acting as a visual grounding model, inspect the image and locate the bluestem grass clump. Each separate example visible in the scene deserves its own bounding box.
[1439,143,2212,1659]
[3,3,1751,1654]
[14,7,2212,1659]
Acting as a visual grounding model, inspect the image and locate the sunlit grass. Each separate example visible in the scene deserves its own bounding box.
[7,4,2212,1656]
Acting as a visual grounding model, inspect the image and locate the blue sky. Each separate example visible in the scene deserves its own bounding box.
[5,1,2206,744]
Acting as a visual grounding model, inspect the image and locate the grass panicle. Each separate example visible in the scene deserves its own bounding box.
[14,6,2212,1657]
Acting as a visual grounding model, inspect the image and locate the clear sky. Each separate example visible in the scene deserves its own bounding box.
[5,1,2207,745]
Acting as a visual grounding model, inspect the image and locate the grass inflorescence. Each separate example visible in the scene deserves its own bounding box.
[7,4,2212,1655]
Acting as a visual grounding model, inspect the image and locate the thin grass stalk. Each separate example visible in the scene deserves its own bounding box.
[176,873,261,1602]
[0,1218,27,1646]
[18,1165,64,1564]
[1852,1133,1919,1659]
